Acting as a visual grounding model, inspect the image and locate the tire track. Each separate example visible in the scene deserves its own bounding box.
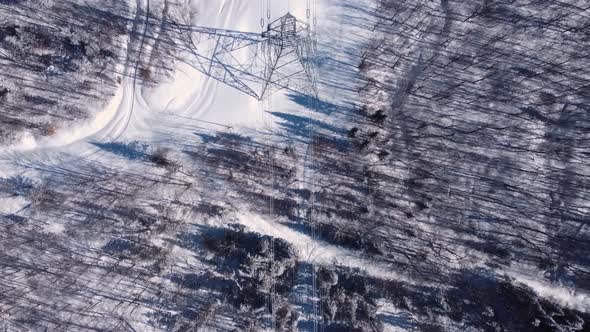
[111,0,151,143]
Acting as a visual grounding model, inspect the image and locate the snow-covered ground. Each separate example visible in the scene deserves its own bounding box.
[2,0,590,330]
[0,0,390,330]
[0,0,320,174]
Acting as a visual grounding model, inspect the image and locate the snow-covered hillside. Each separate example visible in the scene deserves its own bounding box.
[1,0,589,331]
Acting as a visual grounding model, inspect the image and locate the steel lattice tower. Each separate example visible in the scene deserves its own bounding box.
[182,13,316,100]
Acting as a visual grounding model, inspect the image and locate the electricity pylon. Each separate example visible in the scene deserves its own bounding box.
[261,13,316,99]
[182,13,316,100]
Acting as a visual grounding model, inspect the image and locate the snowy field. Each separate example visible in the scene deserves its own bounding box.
[1,0,590,331]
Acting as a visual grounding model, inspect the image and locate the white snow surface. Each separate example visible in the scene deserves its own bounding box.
[0,0,316,164]
[2,0,589,330]
[232,211,408,283]
[505,269,590,313]
[0,0,384,329]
